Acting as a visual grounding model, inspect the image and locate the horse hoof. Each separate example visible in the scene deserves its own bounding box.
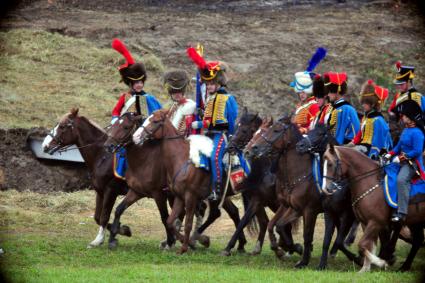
[119,225,132,237]
[294,243,303,256]
[220,250,231,257]
[108,239,118,250]
[316,263,327,270]
[237,248,246,254]
[386,255,396,266]
[250,250,261,256]
[159,240,168,250]
[198,235,210,248]
[330,252,337,258]
[398,265,410,272]
[275,249,286,259]
[176,248,188,255]
[295,261,308,269]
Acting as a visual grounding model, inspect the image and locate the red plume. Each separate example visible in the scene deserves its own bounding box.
[367,79,374,85]
[187,47,207,70]
[112,39,135,68]
[395,61,401,71]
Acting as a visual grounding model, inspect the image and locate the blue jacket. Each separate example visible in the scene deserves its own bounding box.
[328,98,360,144]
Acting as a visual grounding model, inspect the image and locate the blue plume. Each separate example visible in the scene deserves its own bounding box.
[306,47,327,72]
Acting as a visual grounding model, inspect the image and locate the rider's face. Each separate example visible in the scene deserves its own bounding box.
[297,91,308,102]
[362,103,372,113]
[131,80,144,93]
[171,92,184,103]
[328,92,338,102]
[395,82,409,93]
[205,80,219,95]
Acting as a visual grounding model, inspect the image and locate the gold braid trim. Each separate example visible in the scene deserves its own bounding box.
[396,92,422,107]
[212,94,228,125]
[127,75,145,81]
[361,118,374,145]
[395,70,415,81]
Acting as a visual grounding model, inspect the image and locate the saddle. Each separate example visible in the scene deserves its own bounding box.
[383,163,425,208]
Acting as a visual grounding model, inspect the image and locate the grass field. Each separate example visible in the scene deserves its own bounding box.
[0,190,423,283]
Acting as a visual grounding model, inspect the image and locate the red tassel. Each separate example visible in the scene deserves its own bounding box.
[187,47,207,70]
[112,38,135,66]
[367,79,374,85]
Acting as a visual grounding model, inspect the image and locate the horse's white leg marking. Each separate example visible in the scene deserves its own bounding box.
[322,159,328,190]
[87,226,105,248]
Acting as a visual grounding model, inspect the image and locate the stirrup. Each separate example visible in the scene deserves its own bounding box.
[208,191,218,201]
[391,213,405,223]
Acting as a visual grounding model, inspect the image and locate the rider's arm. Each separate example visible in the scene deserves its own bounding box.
[403,130,424,159]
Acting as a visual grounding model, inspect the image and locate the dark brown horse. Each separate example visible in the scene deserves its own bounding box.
[323,145,425,272]
[106,110,247,254]
[43,108,131,248]
[245,116,323,268]
[104,112,179,249]
[222,109,302,256]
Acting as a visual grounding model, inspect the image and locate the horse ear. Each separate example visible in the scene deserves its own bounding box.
[243,107,248,116]
[269,116,274,125]
[70,108,79,117]
[328,143,335,154]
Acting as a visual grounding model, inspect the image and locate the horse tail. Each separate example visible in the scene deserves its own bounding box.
[242,192,258,236]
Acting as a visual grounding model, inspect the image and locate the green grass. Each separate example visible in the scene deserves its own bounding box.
[0,29,168,129]
[0,190,423,282]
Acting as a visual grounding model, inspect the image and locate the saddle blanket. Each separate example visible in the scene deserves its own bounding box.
[383,162,425,208]
[113,148,127,180]
[312,154,323,194]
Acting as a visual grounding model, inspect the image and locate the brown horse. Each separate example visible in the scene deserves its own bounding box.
[43,108,131,248]
[222,109,302,256]
[106,110,247,254]
[245,116,323,268]
[103,112,180,249]
[323,145,425,272]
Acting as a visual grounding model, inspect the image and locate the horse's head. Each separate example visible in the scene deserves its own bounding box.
[296,123,331,154]
[104,112,144,153]
[322,144,349,195]
[43,108,80,154]
[245,115,298,159]
[227,107,262,154]
[244,116,273,159]
[133,109,170,145]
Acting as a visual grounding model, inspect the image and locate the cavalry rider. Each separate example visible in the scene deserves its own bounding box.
[385,100,425,222]
[163,70,197,136]
[349,80,392,159]
[290,47,326,133]
[388,61,425,117]
[309,74,332,130]
[323,72,360,145]
[111,38,162,124]
[110,38,162,179]
[187,47,238,200]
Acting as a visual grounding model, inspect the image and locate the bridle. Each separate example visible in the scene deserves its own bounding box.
[138,114,185,143]
[258,119,290,154]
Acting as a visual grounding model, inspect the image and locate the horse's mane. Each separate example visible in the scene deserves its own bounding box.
[81,117,106,134]
[60,111,106,134]
[240,112,262,125]
[335,146,379,168]
[277,114,303,143]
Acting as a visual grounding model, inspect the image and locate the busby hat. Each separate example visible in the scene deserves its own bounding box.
[163,70,190,93]
[112,39,147,85]
[359,80,388,107]
[394,61,415,85]
[290,47,327,95]
[312,74,325,99]
[187,47,227,86]
[323,72,348,95]
[397,99,424,128]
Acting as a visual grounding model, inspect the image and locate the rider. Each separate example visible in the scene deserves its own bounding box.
[187,47,238,200]
[388,61,425,117]
[111,38,162,124]
[163,70,197,136]
[309,74,331,130]
[323,72,360,145]
[349,80,392,159]
[385,100,425,222]
[289,48,326,134]
[290,71,320,134]
[110,38,162,179]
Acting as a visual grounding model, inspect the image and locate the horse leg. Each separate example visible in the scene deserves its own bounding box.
[344,219,360,246]
[108,189,141,249]
[267,205,286,258]
[178,194,197,255]
[399,225,424,272]
[190,201,221,248]
[295,209,319,269]
[251,205,268,255]
[221,200,258,256]
[222,198,247,253]
[358,222,387,272]
[87,191,105,248]
[153,193,175,250]
[333,212,362,266]
[166,197,185,245]
[317,212,336,270]
[275,212,302,257]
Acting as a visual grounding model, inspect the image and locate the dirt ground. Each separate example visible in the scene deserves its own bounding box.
[1,0,425,192]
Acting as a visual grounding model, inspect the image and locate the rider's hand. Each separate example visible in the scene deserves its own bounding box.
[399,153,407,162]
[393,156,400,163]
[111,117,118,125]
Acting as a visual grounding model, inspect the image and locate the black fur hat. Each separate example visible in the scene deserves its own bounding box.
[112,39,147,86]
[163,70,190,93]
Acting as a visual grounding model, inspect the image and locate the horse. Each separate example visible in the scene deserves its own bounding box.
[107,110,247,254]
[322,144,425,272]
[244,116,324,268]
[103,112,180,249]
[295,123,364,268]
[42,108,131,248]
[222,108,302,256]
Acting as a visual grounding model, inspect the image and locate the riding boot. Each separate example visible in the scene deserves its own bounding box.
[208,182,221,201]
